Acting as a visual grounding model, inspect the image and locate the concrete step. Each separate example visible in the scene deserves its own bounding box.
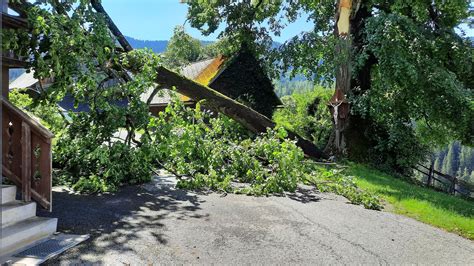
[1,201,36,227]
[0,216,58,257]
[1,185,17,204]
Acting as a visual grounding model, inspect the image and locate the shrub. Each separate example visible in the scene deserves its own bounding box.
[273,85,332,148]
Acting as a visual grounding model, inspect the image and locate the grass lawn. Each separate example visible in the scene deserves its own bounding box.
[347,163,474,240]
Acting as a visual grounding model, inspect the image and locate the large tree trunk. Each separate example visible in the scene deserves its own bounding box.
[326,1,380,162]
[91,0,327,159]
[343,3,379,162]
[326,0,354,156]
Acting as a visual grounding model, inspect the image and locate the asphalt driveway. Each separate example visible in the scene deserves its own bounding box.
[40,171,474,265]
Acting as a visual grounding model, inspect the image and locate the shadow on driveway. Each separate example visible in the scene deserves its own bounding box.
[38,173,208,260]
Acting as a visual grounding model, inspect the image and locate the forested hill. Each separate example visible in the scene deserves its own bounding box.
[432,142,474,183]
[126,36,168,53]
[125,36,213,53]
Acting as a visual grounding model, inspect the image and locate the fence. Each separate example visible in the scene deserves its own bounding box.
[413,163,474,198]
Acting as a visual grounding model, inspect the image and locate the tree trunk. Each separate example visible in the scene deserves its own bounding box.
[343,3,379,162]
[325,1,380,162]
[326,0,354,156]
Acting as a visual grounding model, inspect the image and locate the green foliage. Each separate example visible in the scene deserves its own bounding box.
[6,0,163,193]
[185,0,281,50]
[52,49,161,192]
[148,96,303,195]
[273,85,332,148]
[304,167,382,210]
[162,26,205,69]
[146,96,381,209]
[57,140,152,193]
[359,11,473,146]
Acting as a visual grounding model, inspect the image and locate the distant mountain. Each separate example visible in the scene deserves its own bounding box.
[125,36,214,53]
[126,36,168,53]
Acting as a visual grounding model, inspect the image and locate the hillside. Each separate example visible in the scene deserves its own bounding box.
[125,36,168,53]
[125,36,213,53]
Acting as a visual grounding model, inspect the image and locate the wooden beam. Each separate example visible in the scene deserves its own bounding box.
[1,12,28,29]
[21,122,32,202]
[2,53,28,68]
[2,66,8,98]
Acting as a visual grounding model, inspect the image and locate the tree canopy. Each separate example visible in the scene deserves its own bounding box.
[185,0,474,170]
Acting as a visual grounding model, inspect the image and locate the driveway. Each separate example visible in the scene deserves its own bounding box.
[40,172,474,265]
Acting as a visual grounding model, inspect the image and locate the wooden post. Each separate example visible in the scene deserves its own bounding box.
[427,161,434,187]
[21,121,31,202]
[452,177,457,195]
[2,67,9,99]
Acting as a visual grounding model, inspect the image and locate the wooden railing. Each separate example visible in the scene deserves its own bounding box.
[2,98,54,210]
[414,163,474,198]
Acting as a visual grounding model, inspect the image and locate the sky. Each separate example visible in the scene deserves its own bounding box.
[101,0,314,42]
[102,0,472,42]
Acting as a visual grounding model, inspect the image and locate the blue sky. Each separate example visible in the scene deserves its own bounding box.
[102,0,473,41]
[101,0,313,42]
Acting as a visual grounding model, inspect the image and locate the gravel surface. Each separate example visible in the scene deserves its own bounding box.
[40,172,474,265]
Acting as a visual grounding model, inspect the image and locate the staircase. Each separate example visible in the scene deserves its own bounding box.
[0,185,57,257]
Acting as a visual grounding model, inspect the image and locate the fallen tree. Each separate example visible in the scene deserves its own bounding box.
[90,0,327,159]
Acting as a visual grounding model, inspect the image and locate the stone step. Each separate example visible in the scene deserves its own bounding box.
[1,185,17,204]
[0,216,58,257]
[1,201,36,227]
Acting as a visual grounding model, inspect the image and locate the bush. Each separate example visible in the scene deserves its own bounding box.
[273,85,332,148]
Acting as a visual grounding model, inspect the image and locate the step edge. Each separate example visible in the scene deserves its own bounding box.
[1,216,57,237]
[0,217,57,257]
[1,202,37,226]
[0,185,17,204]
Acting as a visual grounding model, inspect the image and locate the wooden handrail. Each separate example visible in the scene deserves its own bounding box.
[2,98,54,140]
[2,98,54,210]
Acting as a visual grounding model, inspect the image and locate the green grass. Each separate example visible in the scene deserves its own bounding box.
[347,163,474,240]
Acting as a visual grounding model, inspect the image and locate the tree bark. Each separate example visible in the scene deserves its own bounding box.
[326,0,354,156]
[342,3,379,162]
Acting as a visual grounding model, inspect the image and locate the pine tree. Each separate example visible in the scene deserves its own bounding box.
[434,153,444,172]
[442,142,461,176]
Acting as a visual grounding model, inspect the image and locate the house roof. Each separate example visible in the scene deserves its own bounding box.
[9,70,37,89]
[146,56,227,105]
[181,58,216,80]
